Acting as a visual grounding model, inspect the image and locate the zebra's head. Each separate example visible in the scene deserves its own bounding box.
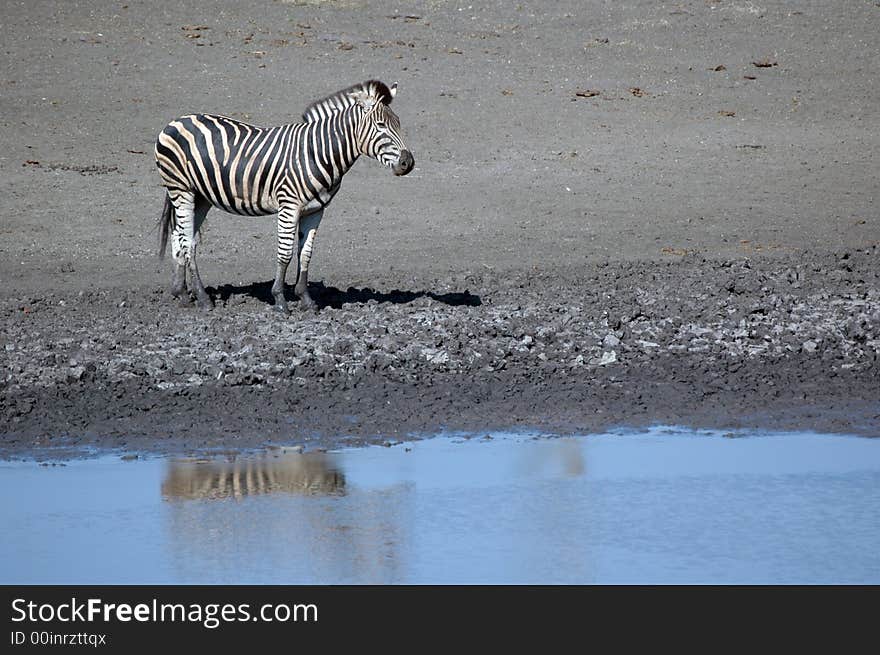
[352,83,414,176]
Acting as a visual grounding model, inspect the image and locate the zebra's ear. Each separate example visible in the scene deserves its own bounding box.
[389,83,398,100]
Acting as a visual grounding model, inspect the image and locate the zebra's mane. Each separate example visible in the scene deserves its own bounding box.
[301,80,394,122]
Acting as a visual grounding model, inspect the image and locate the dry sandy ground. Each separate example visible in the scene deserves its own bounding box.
[1,1,878,455]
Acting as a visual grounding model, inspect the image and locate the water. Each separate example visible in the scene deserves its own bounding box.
[2,428,879,584]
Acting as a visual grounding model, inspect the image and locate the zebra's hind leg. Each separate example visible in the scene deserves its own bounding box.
[294,208,324,310]
[169,192,212,309]
[187,198,213,310]
[170,261,188,303]
[188,255,212,310]
[168,192,194,304]
[271,204,301,314]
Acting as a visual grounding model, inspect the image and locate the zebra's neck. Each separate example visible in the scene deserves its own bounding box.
[292,106,361,200]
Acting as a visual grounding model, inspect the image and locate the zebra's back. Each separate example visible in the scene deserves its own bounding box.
[155,113,295,216]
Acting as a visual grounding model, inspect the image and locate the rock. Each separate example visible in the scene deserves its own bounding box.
[603,333,621,348]
[422,348,450,365]
[67,366,86,382]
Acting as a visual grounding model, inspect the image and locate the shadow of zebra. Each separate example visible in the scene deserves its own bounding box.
[209,280,482,310]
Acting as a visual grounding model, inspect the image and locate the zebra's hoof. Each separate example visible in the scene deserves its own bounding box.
[178,295,194,307]
[299,295,318,312]
[273,302,289,314]
[196,298,213,311]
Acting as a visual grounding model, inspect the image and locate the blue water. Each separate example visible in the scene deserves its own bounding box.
[1,428,879,584]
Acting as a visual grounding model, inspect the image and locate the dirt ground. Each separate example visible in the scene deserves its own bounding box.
[1,1,878,456]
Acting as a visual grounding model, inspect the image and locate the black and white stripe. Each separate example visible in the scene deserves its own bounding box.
[155,80,414,312]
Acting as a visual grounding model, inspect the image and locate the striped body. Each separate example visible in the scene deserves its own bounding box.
[154,80,413,312]
[155,110,360,216]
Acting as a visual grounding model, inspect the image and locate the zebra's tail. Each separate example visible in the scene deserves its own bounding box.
[158,192,174,259]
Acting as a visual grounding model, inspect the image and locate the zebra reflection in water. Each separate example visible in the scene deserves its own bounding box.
[161,448,403,582]
[161,449,345,500]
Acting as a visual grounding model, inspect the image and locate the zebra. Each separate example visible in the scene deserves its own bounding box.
[154,79,414,312]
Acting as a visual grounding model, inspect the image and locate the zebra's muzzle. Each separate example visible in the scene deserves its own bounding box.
[393,149,414,176]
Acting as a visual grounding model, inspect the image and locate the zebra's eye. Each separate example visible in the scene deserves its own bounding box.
[376,121,387,129]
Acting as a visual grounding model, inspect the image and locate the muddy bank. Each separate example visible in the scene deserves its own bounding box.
[2,249,878,456]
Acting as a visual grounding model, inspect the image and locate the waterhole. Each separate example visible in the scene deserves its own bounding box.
[2,427,878,584]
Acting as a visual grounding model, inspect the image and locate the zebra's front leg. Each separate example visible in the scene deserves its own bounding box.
[271,204,301,313]
[295,208,324,310]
